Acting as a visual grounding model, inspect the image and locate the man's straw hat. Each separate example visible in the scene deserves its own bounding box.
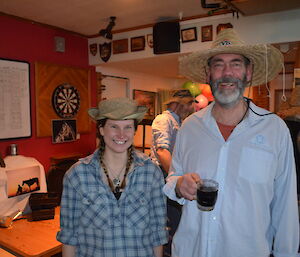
[179,28,283,87]
[88,97,147,123]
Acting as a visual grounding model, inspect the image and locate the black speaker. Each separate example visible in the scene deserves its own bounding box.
[153,21,180,54]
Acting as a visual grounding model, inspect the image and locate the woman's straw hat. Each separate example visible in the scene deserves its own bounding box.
[88,97,147,123]
[179,28,283,87]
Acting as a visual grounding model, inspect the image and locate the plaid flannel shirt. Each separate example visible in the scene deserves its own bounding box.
[57,149,168,257]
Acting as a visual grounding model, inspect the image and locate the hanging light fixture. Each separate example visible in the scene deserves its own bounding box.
[99,16,116,40]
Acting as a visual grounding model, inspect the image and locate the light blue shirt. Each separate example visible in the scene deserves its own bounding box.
[164,101,299,257]
[150,110,181,168]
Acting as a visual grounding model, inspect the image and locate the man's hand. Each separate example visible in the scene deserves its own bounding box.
[175,173,200,200]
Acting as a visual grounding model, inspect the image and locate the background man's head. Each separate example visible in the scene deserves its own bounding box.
[165,89,196,120]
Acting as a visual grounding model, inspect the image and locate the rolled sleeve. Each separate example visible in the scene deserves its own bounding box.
[149,165,168,246]
[56,171,81,246]
[152,116,172,151]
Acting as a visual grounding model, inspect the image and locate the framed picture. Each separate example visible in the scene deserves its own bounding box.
[217,23,233,34]
[147,34,153,48]
[201,25,213,42]
[52,119,77,144]
[112,39,128,54]
[133,89,156,120]
[131,36,145,52]
[181,27,197,43]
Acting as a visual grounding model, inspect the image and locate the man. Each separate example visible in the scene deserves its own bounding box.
[151,89,195,176]
[151,89,195,257]
[163,28,299,257]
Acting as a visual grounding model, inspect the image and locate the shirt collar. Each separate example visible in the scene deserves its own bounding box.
[79,148,150,168]
[166,109,181,124]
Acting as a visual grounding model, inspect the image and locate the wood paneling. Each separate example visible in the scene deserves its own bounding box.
[35,62,91,137]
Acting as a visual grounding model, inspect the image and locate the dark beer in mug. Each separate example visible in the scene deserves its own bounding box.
[197,179,218,211]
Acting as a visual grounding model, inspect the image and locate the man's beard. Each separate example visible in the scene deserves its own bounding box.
[210,76,247,108]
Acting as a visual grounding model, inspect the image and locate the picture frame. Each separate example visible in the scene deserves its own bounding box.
[133,89,156,120]
[147,34,153,48]
[52,119,77,144]
[201,25,213,42]
[112,39,128,54]
[131,36,145,52]
[216,23,233,34]
[181,27,197,43]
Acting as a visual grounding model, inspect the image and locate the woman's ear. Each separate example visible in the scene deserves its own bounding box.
[99,126,104,137]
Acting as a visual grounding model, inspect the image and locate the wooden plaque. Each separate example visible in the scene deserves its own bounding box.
[35,62,91,137]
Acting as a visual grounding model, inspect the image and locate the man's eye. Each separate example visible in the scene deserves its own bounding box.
[213,63,223,68]
[232,62,242,67]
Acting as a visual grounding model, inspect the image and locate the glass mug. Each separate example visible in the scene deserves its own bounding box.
[197,179,219,211]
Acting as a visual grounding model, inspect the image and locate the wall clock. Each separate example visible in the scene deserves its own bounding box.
[52,83,80,118]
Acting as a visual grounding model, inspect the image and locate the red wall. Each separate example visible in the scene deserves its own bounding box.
[0,15,97,172]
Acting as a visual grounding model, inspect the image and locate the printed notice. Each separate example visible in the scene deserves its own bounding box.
[0,59,31,139]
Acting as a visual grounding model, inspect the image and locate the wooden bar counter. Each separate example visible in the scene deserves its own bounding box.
[0,208,62,257]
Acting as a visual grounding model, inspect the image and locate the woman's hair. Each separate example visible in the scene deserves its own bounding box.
[96,118,138,149]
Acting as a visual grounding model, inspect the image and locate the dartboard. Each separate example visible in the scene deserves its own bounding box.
[52,83,80,118]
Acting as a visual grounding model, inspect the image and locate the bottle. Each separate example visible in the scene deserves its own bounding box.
[10,144,18,156]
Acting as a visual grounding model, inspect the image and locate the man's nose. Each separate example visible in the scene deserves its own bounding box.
[222,63,233,76]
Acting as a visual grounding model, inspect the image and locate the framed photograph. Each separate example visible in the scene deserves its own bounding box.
[201,25,213,42]
[147,34,153,48]
[52,119,77,144]
[112,39,128,54]
[131,36,145,52]
[133,89,156,120]
[181,27,197,43]
[0,58,31,140]
[217,23,233,34]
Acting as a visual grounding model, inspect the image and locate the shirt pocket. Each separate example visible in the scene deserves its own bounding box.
[80,191,110,228]
[124,191,149,229]
[238,146,274,184]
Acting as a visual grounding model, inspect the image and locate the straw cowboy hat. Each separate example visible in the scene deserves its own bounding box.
[277,86,300,121]
[179,28,283,87]
[88,97,147,123]
[164,89,198,105]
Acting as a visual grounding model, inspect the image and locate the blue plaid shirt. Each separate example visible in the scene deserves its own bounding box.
[57,149,168,257]
[150,110,181,169]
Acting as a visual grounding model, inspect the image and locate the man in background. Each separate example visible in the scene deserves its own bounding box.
[151,89,195,257]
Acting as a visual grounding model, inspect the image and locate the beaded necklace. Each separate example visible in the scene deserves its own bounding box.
[99,146,132,197]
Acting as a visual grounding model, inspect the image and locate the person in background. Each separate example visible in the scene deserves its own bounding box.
[150,89,196,257]
[164,28,299,257]
[57,97,168,257]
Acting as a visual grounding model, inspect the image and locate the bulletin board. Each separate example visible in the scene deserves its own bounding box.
[0,58,31,140]
[35,62,91,137]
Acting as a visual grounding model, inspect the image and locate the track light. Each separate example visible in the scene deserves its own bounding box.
[99,16,116,40]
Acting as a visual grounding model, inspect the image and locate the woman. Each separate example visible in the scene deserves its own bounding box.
[57,97,168,257]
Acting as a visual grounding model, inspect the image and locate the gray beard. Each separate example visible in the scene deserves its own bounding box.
[210,76,247,108]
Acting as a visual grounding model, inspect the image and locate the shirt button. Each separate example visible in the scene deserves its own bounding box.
[213,216,217,220]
